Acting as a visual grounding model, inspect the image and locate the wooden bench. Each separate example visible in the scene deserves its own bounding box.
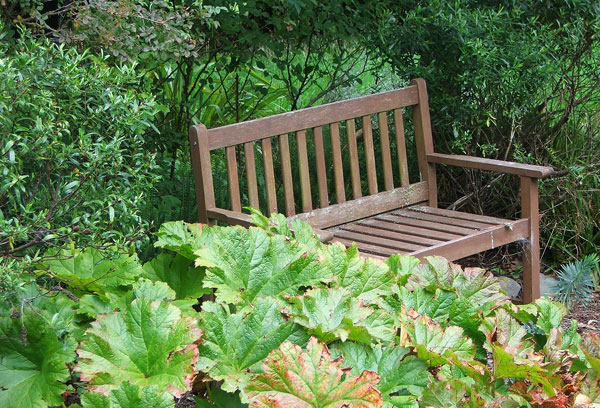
[188,79,554,303]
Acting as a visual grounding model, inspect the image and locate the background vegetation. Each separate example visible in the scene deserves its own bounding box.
[1,0,600,406]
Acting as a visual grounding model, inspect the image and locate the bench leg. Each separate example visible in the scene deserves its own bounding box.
[520,176,541,303]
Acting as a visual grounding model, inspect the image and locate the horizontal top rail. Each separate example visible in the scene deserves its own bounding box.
[205,85,419,150]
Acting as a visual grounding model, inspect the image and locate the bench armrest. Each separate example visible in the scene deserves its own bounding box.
[427,153,554,179]
[206,208,334,243]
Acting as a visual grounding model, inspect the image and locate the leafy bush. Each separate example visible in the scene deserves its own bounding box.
[552,253,600,308]
[0,26,161,263]
[2,216,600,407]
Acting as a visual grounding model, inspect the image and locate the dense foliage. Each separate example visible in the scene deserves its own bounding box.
[1,217,599,407]
[0,25,161,264]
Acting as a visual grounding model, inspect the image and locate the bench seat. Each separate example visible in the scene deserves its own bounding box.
[327,205,529,262]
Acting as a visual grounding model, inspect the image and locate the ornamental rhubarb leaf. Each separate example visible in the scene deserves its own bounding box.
[81,383,174,408]
[334,342,428,398]
[142,253,210,300]
[41,247,142,293]
[245,337,382,407]
[196,226,330,308]
[399,309,476,363]
[197,298,303,393]
[154,221,207,260]
[75,297,200,396]
[287,287,394,344]
[325,243,394,303]
[0,311,76,408]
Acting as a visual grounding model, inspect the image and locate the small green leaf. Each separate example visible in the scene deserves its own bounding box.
[142,253,210,299]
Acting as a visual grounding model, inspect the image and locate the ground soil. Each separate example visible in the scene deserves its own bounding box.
[562,289,600,337]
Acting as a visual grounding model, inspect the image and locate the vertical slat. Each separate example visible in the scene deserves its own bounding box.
[261,138,278,215]
[411,78,437,207]
[393,109,410,187]
[362,115,378,195]
[279,134,296,216]
[244,142,260,210]
[297,130,312,212]
[226,146,241,212]
[330,123,346,203]
[313,126,329,207]
[521,176,541,303]
[189,125,216,224]
[346,119,362,199]
[378,112,394,190]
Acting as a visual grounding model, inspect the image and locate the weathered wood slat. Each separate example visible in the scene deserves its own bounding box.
[408,219,529,261]
[520,176,540,303]
[392,208,494,230]
[341,223,445,246]
[333,237,401,257]
[189,125,216,224]
[207,86,419,149]
[358,218,462,241]
[375,213,474,236]
[362,115,378,195]
[313,126,329,207]
[261,138,278,215]
[333,230,426,252]
[427,153,555,178]
[226,146,242,212]
[297,130,312,212]
[293,182,429,229]
[346,119,362,199]
[278,134,296,216]
[409,205,510,225]
[330,122,346,204]
[411,78,437,206]
[244,142,260,209]
[378,112,394,190]
[393,109,410,187]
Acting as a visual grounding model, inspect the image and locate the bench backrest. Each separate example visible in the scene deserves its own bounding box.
[189,78,437,227]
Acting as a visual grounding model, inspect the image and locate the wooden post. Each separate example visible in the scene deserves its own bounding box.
[410,78,438,207]
[520,176,541,303]
[189,124,216,225]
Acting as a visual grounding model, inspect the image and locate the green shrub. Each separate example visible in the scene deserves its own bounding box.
[0,25,161,261]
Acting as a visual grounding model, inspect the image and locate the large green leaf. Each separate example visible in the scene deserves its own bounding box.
[245,337,382,407]
[197,298,304,393]
[492,346,556,396]
[377,286,456,325]
[287,287,395,344]
[335,342,428,398]
[0,311,76,407]
[41,247,142,293]
[196,226,330,308]
[534,297,566,334]
[75,297,200,396]
[142,253,210,299]
[399,310,476,363]
[154,221,208,260]
[325,243,394,303]
[81,383,173,408]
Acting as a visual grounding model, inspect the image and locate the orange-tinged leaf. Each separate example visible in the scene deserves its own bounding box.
[245,337,382,407]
